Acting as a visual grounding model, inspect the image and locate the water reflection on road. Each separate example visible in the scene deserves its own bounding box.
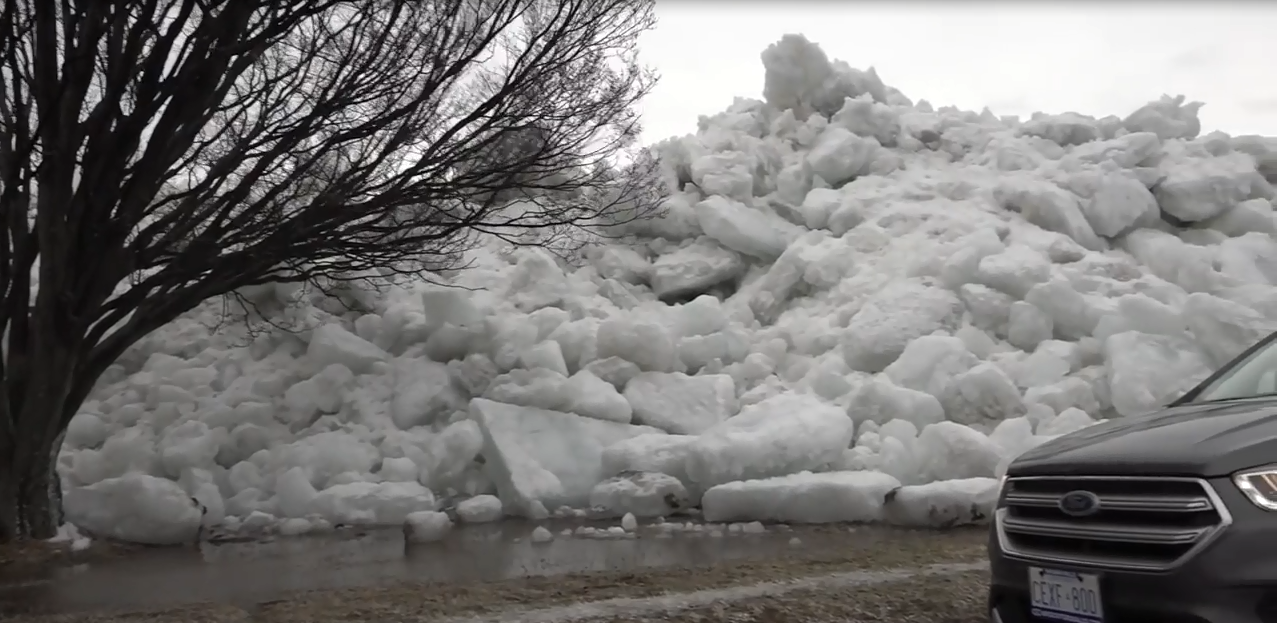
[0,519,855,615]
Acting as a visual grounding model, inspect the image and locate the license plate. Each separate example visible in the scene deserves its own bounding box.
[1028,567,1103,623]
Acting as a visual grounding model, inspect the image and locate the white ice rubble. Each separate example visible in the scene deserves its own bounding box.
[54,34,1277,545]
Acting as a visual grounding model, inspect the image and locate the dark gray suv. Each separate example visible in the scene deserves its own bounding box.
[988,331,1277,623]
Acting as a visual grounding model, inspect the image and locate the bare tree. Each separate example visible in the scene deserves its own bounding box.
[0,0,659,541]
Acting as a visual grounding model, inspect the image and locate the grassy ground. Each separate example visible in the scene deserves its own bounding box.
[6,526,991,623]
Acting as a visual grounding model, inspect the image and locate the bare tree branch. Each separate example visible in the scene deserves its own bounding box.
[0,0,659,541]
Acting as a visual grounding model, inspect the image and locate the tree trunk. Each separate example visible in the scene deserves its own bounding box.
[0,433,62,541]
[0,375,69,542]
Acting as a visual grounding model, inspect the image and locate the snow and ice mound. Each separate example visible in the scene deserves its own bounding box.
[455,494,503,523]
[685,392,854,490]
[57,33,1277,540]
[64,474,203,545]
[403,510,452,544]
[311,481,437,526]
[702,471,901,524]
[882,478,999,528]
[49,523,94,552]
[470,398,664,518]
[530,525,555,543]
[589,470,690,518]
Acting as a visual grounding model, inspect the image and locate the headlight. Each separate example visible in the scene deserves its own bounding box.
[1234,467,1277,511]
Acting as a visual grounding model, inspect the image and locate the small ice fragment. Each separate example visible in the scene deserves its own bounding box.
[404,511,452,544]
[278,518,312,536]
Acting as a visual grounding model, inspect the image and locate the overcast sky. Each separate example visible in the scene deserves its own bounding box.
[636,2,1277,145]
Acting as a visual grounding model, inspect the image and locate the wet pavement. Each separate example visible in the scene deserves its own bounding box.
[0,518,862,615]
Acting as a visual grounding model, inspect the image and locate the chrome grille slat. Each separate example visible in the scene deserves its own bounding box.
[995,475,1231,573]
[1002,492,1212,513]
[1000,517,1208,544]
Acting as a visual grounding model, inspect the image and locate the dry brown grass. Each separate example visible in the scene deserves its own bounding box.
[584,570,990,623]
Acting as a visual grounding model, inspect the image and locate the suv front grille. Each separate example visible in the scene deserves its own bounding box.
[996,476,1231,572]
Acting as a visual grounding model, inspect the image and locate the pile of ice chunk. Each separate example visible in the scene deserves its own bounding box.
[57,33,1277,543]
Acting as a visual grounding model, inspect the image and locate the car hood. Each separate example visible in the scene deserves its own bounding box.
[1008,398,1277,478]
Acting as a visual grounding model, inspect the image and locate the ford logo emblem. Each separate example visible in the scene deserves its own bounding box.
[1059,490,1101,517]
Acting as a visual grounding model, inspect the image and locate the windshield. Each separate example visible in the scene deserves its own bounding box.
[1186,335,1277,403]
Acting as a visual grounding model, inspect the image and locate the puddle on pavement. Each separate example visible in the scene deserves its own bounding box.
[0,518,865,615]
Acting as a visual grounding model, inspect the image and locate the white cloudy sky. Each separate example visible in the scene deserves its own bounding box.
[636,2,1277,145]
